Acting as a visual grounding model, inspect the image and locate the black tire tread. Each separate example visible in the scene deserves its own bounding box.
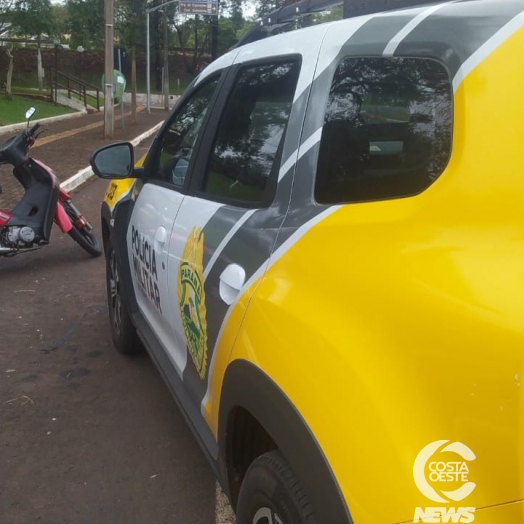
[237,450,317,524]
[68,225,103,257]
[105,239,142,355]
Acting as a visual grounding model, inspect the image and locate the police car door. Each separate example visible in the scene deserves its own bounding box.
[166,36,323,414]
[127,75,221,355]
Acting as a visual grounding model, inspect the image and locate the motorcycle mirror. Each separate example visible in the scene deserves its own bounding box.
[25,106,36,123]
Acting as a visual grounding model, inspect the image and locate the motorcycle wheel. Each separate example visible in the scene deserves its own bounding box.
[64,202,102,257]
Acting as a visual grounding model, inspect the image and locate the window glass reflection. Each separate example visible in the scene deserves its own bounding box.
[316,57,452,204]
[157,77,219,187]
[204,61,300,204]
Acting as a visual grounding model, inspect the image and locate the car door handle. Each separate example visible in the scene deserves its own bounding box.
[154,226,167,251]
[219,264,246,305]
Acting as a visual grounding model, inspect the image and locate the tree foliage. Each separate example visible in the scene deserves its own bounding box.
[173,13,211,75]
[254,0,282,18]
[51,3,69,40]
[116,0,146,48]
[0,0,14,35]
[10,0,55,39]
[1,0,278,79]
[66,0,105,49]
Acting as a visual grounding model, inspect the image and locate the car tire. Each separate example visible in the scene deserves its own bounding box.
[236,450,317,524]
[105,237,142,354]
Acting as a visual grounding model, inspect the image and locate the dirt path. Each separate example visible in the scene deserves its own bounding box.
[0,176,220,524]
[0,105,237,523]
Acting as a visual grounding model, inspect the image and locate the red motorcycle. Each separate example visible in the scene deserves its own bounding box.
[0,108,102,258]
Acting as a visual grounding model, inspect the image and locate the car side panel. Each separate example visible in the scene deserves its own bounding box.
[198,29,328,430]
[223,25,524,524]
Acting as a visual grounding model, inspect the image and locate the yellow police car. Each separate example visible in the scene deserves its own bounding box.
[90,1,524,522]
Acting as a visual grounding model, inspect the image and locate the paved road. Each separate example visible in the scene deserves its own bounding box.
[0,126,234,523]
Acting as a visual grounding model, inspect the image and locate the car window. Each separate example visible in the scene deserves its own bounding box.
[202,60,300,206]
[155,76,219,188]
[315,57,452,204]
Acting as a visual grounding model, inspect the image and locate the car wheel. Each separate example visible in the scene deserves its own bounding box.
[106,238,142,354]
[236,450,317,524]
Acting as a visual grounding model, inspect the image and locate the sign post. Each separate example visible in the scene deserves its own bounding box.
[104,0,114,139]
[146,0,179,114]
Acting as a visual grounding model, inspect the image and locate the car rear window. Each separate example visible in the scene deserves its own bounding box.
[315,57,452,204]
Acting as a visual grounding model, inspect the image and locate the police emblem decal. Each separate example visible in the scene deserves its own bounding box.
[178,227,208,379]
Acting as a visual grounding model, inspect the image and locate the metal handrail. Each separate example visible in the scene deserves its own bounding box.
[49,69,101,111]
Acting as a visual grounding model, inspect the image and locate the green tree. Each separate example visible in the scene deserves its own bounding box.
[217,17,237,52]
[217,16,253,53]
[173,14,211,75]
[11,0,55,90]
[116,0,147,121]
[117,0,146,48]
[236,19,256,41]
[51,3,69,39]
[10,0,55,37]
[255,0,281,18]
[5,43,14,98]
[1,0,14,97]
[221,0,243,30]
[66,0,105,50]
[254,0,302,18]
[0,0,14,35]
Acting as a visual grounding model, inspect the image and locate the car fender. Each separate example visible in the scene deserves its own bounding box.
[219,359,353,524]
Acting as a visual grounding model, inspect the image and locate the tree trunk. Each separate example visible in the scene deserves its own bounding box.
[131,46,137,124]
[175,25,191,75]
[211,14,218,60]
[37,36,44,91]
[192,16,199,74]
[6,45,14,100]
[195,35,209,66]
[163,7,169,111]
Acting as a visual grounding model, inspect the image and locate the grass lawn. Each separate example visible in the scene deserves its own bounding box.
[0,95,76,126]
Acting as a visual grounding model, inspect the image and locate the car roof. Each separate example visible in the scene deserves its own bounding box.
[198,0,524,91]
[240,0,524,46]
[231,0,524,83]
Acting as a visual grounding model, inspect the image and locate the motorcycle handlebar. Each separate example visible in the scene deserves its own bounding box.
[0,122,41,168]
[29,122,41,137]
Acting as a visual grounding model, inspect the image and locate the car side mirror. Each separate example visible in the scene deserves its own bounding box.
[90,142,136,179]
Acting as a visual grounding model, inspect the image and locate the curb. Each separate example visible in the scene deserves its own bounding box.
[61,121,164,194]
[0,110,88,136]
